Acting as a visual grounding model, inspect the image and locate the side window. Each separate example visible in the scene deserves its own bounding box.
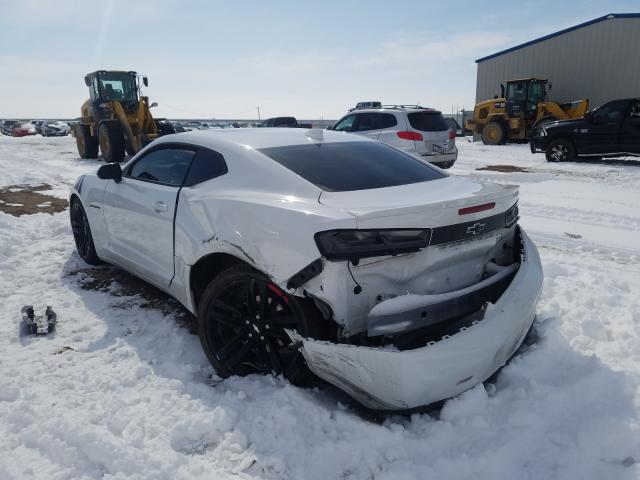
[627,100,640,119]
[333,115,356,132]
[592,100,630,123]
[127,148,195,186]
[354,113,377,132]
[378,113,398,129]
[184,148,228,186]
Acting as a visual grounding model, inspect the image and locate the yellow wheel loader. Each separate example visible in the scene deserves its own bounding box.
[71,70,175,162]
[466,78,589,145]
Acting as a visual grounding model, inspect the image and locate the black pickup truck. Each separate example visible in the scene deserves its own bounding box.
[531,98,640,161]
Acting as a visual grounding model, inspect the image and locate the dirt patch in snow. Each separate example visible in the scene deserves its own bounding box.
[0,183,68,216]
[70,266,195,332]
[476,165,530,173]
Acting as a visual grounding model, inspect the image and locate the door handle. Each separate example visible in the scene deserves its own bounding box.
[152,201,168,213]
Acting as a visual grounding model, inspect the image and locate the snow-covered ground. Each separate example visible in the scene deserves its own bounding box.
[0,135,639,479]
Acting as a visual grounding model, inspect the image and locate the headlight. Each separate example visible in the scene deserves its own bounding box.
[315,229,431,261]
[539,127,547,137]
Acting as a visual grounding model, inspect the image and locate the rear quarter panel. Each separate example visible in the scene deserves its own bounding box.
[175,186,356,286]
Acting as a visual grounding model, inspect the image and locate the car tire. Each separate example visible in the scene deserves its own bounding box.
[545,138,576,162]
[76,125,99,159]
[70,199,102,265]
[481,122,506,145]
[98,122,126,163]
[197,264,324,385]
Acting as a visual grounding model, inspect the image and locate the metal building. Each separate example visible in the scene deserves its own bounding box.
[475,13,640,109]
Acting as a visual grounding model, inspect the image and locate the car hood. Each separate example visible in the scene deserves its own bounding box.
[545,117,589,130]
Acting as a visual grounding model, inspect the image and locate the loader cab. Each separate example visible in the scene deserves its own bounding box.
[504,78,548,120]
[85,70,140,109]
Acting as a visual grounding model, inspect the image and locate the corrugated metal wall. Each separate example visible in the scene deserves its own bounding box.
[476,18,640,108]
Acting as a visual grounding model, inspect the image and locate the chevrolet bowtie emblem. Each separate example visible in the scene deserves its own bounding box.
[466,222,486,236]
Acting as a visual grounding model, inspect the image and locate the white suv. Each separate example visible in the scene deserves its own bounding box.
[330,106,458,168]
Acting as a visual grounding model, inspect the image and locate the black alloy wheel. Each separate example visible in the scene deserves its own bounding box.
[70,199,101,265]
[198,265,321,384]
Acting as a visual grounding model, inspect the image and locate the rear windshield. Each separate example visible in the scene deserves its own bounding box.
[273,117,297,126]
[408,111,449,132]
[258,141,445,192]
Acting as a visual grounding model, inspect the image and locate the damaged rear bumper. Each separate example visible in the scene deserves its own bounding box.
[292,228,543,410]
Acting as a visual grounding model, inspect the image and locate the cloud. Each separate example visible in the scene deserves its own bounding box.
[355,31,511,67]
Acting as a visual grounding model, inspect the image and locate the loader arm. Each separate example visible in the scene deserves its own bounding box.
[112,101,141,153]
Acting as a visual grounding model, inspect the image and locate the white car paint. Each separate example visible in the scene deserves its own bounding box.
[71,128,542,410]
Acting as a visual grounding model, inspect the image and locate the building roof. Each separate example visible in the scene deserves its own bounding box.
[476,13,640,63]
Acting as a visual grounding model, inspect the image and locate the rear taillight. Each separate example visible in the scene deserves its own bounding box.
[448,129,455,140]
[397,131,423,141]
[315,229,431,260]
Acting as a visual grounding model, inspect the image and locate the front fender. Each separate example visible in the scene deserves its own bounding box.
[70,174,109,257]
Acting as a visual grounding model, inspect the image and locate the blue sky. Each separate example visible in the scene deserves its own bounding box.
[1,0,637,119]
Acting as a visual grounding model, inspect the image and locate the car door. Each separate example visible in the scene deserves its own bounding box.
[351,113,383,140]
[101,145,196,288]
[621,99,640,154]
[586,100,629,154]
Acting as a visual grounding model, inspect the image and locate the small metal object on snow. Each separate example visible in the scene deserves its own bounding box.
[21,305,57,335]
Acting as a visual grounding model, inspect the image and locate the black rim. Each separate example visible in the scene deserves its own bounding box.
[205,277,303,376]
[71,202,92,260]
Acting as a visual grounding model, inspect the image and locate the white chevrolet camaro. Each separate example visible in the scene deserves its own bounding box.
[70,128,543,411]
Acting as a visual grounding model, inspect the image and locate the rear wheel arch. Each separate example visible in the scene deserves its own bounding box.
[189,252,250,313]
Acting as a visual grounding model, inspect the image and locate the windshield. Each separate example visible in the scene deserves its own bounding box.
[258,141,446,192]
[506,82,526,101]
[407,111,449,132]
[97,73,138,103]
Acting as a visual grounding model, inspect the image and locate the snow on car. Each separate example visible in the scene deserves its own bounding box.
[69,127,542,410]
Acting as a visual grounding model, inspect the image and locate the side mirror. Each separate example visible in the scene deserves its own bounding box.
[150,102,158,108]
[84,76,91,87]
[97,163,123,182]
[143,77,148,87]
[500,83,505,98]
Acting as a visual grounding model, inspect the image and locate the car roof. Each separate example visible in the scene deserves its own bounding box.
[155,127,374,151]
[342,107,442,115]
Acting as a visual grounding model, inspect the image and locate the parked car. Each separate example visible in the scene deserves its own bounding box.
[70,128,542,411]
[11,122,37,137]
[349,101,382,112]
[40,120,70,137]
[531,98,640,161]
[1,120,18,135]
[259,117,300,128]
[330,106,458,168]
